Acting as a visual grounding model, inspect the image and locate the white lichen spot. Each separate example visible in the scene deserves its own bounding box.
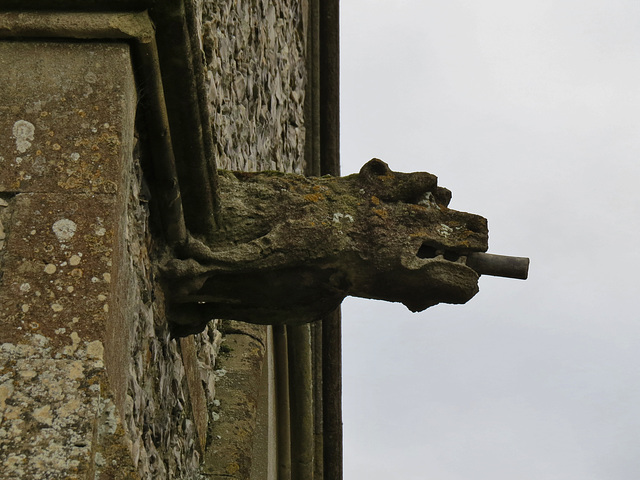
[103,273,111,283]
[438,224,453,238]
[32,334,48,347]
[94,452,106,467]
[418,192,436,208]
[67,286,74,293]
[69,152,80,162]
[44,264,57,275]
[95,226,106,236]
[63,331,81,356]
[32,405,53,426]
[91,277,99,283]
[332,212,354,223]
[97,294,107,302]
[86,340,104,360]
[30,229,36,235]
[19,283,31,293]
[52,219,77,242]
[51,303,63,312]
[12,120,35,153]
[69,255,81,266]
[84,71,98,84]
[103,303,109,313]
[15,157,22,165]
[21,304,29,313]
[54,327,66,335]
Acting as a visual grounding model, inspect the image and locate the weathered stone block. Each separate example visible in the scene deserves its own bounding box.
[0,193,116,345]
[0,41,135,194]
[203,329,266,479]
[0,40,138,479]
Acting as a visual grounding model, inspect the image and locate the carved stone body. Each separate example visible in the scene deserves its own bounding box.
[163,159,489,335]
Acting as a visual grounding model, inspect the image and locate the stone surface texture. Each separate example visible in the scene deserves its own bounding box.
[0,40,221,480]
[119,154,217,479]
[0,41,140,479]
[0,0,308,477]
[202,0,307,174]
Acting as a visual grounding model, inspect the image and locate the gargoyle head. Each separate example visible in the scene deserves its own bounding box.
[342,158,489,312]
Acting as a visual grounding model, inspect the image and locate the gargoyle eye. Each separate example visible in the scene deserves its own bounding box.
[417,244,438,259]
[417,243,461,262]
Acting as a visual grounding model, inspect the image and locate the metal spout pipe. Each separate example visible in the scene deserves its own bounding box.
[466,252,530,280]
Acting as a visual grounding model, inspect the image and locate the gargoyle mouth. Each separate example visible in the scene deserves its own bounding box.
[416,242,529,280]
[387,242,529,312]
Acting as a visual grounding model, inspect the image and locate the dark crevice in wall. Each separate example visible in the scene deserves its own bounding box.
[0,194,16,284]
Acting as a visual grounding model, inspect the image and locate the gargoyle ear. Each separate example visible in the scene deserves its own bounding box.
[434,186,452,207]
[360,158,392,179]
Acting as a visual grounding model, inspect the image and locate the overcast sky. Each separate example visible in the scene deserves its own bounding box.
[340,1,640,479]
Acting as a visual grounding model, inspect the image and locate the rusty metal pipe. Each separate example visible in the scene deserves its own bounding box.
[466,253,530,280]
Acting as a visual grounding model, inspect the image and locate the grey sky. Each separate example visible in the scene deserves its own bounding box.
[340,1,640,478]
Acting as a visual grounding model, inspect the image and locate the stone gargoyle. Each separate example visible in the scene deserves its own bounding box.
[162,159,528,336]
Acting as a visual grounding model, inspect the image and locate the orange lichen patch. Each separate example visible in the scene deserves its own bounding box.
[304,193,324,203]
[372,208,387,219]
[408,204,427,212]
[370,195,381,205]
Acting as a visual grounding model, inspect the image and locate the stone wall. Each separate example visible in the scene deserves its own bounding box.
[202,0,307,173]
[0,40,218,480]
[119,136,216,478]
[0,41,140,479]
[0,1,310,477]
